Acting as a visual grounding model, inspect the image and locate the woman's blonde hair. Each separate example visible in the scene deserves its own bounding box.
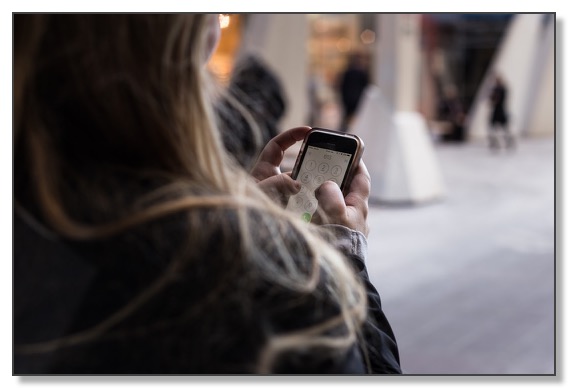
[14,14,368,373]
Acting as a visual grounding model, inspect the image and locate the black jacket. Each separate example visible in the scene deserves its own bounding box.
[14,208,401,375]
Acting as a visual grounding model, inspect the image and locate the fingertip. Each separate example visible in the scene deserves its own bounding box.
[359,160,370,176]
[314,180,345,218]
[289,126,312,141]
[315,180,344,203]
[270,126,312,155]
[293,180,302,193]
[314,180,337,197]
[281,173,301,194]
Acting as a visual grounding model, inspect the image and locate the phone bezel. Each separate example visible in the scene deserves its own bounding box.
[290,128,364,193]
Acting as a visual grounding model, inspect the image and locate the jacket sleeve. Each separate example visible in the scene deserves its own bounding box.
[323,224,402,374]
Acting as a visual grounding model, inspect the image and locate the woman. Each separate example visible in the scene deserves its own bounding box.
[14,14,400,374]
[488,74,514,150]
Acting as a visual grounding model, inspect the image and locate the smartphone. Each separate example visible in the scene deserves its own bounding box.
[286,128,364,222]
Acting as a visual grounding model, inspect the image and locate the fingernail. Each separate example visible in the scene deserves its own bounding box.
[294,182,302,192]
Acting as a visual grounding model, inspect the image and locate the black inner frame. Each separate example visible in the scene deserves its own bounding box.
[293,130,358,190]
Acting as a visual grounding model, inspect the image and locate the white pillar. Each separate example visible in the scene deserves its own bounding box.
[525,17,555,137]
[350,14,445,204]
[353,86,445,204]
[467,14,548,140]
[375,14,422,111]
[239,14,309,132]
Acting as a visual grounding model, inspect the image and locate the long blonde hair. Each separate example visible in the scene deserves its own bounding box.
[14,14,368,373]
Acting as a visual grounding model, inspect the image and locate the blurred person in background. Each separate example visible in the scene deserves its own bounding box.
[216,54,286,170]
[14,14,401,374]
[338,51,370,132]
[488,73,514,150]
[438,84,467,142]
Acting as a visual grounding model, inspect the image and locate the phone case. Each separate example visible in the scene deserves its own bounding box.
[290,127,364,194]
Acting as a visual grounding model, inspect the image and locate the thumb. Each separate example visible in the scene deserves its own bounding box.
[314,181,346,221]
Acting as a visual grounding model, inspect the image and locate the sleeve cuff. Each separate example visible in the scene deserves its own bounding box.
[321,224,368,265]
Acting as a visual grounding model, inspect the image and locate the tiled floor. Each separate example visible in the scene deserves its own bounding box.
[364,136,555,374]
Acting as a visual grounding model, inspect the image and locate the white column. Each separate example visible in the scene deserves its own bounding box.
[351,14,445,204]
[239,14,309,132]
[375,14,422,111]
[525,17,555,137]
[467,14,548,140]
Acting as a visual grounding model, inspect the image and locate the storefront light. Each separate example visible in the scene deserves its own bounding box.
[360,29,376,44]
[219,14,230,29]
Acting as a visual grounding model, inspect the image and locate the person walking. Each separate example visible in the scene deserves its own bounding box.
[338,52,370,132]
[488,74,514,150]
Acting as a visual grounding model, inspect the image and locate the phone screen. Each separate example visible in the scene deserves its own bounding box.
[286,145,354,222]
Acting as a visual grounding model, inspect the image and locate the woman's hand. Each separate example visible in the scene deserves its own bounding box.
[314,161,371,237]
[251,126,311,204]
